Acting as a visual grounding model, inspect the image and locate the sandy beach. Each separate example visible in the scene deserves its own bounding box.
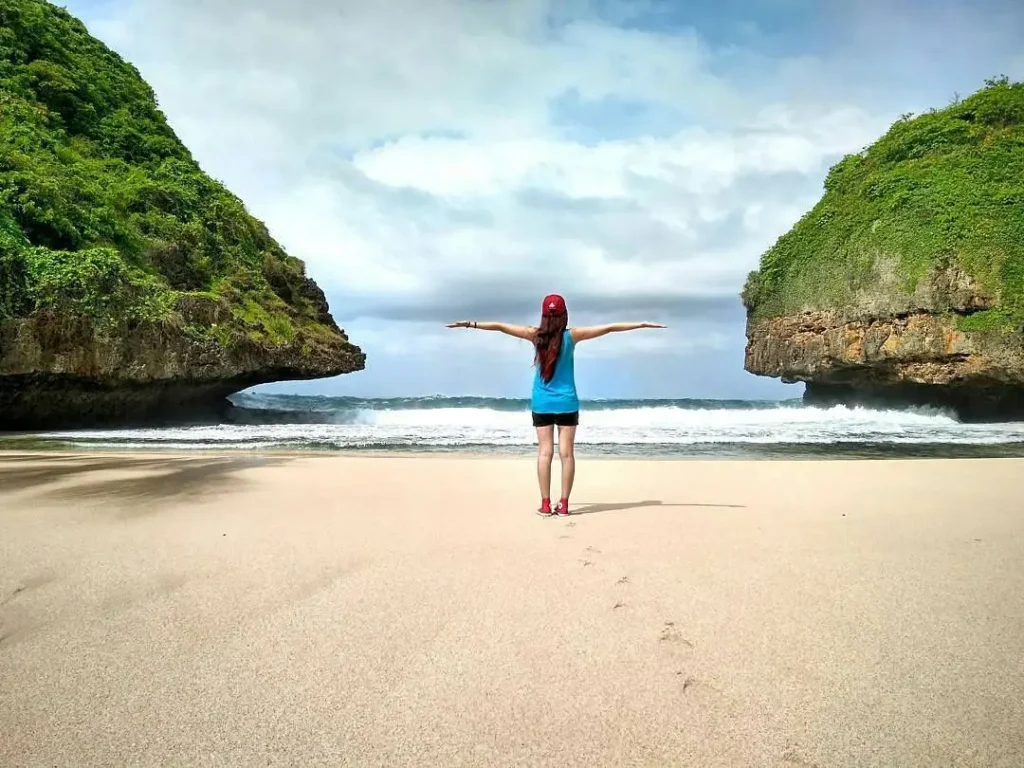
[1,452,1023,766]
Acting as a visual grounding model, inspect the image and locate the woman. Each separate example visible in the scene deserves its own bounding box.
[447,294,665,517]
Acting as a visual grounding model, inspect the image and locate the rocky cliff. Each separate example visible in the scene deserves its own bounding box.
[0,0,363,429]
[743,77,1024,421]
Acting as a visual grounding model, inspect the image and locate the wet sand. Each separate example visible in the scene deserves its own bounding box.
[1,452,1023,766]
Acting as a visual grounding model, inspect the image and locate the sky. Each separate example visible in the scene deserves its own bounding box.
[65,0,1024,400]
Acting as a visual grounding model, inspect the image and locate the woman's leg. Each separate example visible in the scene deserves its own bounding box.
[536,426,555,503]
[557,424,577,507]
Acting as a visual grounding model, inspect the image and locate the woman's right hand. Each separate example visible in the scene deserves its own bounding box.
[446,321,470,328]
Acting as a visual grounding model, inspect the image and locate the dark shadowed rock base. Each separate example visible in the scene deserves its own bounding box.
[1,374,268,430]
[0,311,365,431]
[803,381,1024,423]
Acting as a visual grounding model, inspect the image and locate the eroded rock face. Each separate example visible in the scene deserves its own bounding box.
[0,298,365,429]
[745,297,1024,421]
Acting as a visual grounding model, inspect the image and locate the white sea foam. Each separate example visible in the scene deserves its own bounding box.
[35,402,1024,452]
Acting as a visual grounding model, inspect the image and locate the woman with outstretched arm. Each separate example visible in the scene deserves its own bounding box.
[447,294,665,517]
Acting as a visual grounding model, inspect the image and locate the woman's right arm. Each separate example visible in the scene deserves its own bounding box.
[570,322,666,343]
[446,321,536,341]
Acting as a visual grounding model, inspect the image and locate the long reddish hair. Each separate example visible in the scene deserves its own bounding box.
[534,295,568,383]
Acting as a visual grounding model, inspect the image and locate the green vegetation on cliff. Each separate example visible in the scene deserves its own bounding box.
[743,77,1024,327]
[0,0,336,343]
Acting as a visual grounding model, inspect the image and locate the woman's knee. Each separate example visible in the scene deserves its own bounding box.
[558,442,574,460]
[538,445,555,461]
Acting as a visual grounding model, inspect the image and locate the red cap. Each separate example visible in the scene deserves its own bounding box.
[542,294,567,316]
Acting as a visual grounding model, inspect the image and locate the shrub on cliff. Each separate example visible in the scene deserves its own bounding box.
[0,0,335,342]
[744,77,1024,327]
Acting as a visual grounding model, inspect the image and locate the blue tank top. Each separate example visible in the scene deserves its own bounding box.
[531,330,579,413]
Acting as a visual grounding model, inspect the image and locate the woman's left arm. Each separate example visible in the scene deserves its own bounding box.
[570,322,666,342]
[446,321,536,341]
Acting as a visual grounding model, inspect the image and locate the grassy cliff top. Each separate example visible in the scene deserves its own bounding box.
[0,0,340,346]
[743,77,1024,330]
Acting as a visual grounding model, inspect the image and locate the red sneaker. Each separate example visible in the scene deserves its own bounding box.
[555,498,570,516]
[537,498,553,517]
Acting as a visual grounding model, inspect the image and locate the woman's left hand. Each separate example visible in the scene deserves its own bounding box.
[446,321,470,328]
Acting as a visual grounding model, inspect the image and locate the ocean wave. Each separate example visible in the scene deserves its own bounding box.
[31,397,1024,453]
[227,392,802,414]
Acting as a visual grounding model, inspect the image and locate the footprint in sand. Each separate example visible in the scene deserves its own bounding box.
[781,747,821,767]
[579,544,600,567]
[675,672,699,692]
[611,576,630,609]
[659,621,694,648]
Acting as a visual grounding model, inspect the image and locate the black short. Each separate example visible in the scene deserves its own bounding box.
[531,411,579,428]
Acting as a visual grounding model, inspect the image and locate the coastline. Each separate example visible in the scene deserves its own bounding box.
[7,440,1024,461]
[3,452,1023,766]
[7,393,1024,459]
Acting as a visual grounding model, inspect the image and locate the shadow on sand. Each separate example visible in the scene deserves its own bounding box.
[570,499,745,515]
[0,454,287,511]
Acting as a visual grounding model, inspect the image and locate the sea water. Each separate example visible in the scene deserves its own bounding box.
[18,393,1024,458]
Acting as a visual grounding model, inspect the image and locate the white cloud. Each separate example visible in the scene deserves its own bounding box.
[351,113,876,200]
[70,0,1024,398]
